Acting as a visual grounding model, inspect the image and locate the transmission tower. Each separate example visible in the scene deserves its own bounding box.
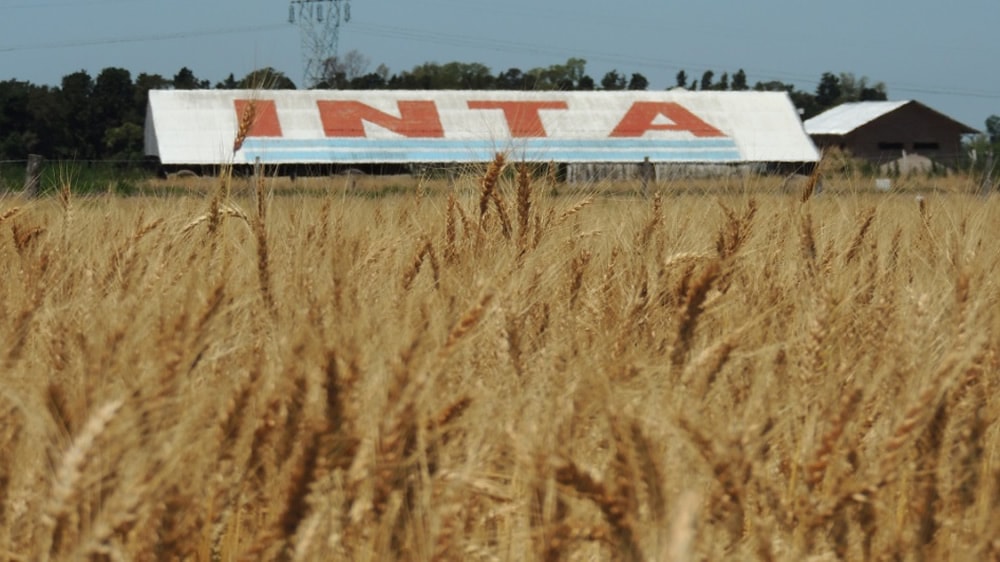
[288,0,351,88]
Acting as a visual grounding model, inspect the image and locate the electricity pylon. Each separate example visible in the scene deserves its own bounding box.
[288,0,351,88]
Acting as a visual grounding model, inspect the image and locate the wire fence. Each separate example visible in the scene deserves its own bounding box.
[0,157,161,195]
[1,152,996,197]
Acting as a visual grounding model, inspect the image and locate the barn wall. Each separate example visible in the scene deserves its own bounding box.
[566,162,766,183]
[813,104,970,166]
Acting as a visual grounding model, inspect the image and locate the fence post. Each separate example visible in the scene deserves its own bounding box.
[23,154,43,197]
[639,156,655,198]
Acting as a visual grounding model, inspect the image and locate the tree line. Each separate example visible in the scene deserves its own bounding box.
[0,55,899,163]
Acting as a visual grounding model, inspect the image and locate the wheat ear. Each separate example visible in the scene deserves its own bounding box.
[41,399,124,562]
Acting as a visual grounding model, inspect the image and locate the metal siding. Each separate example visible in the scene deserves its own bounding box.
[803,101,910,136]
[146,90,819,165]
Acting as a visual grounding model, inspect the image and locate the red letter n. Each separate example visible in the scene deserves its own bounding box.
[610,102,724,137]
[468,101,568,137]
[317,100,444,137]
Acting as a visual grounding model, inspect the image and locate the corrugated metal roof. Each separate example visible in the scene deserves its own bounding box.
[803,100,911,136]
[145,90,819,165]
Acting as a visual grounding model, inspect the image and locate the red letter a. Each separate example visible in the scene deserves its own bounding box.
[610,102,724,137]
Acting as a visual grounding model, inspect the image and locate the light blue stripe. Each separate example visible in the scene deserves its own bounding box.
[252,147,733,156]
[243,149,743,163]
[252,144,733,153]
[240,137,742,162]
[241,137,738,150]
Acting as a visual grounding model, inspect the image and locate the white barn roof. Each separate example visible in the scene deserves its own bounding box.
[803,101,910,136]
[145,90,819,166]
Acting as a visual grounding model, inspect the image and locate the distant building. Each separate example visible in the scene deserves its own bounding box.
[804,100,978,168]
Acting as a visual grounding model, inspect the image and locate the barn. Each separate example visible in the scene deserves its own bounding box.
[144,90,819,180]
[804,100,978,169]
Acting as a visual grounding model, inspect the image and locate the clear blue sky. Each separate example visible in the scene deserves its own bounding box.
[1,0,997,131]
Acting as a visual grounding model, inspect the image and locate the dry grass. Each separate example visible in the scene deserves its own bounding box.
[0,164,999,561]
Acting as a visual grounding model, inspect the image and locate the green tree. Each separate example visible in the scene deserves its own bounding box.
[753,79,818,119]
[215,73,239,89]
[754,80,793,92]
[715,72,729,91]
[790,91,820,120]
[320,49,372,88]
[527,58,588,90]
[23,83,58,158]
[173,67,209,89]
[103,122,144,162]
[731,69,748,91]
[408,62,495,89]
[987,115,1000,143]
[601,70,626,90]
[395,62,430,89]
[859,85,888,101]
[699,70,714,91]
[135,73,170,108]
[453,62,495,89]
[92,67,137,134]
[238,67,296,90]
[815,72,841,107]
[627,73,649,91]
[391,62,481,89]
[0,80,42,158]
[963,134,988,172]
[347,72,388,89]
[858,81,887,101]
[495,68,526,90]
[56,70,96,158]
[675,70,687,89]
[836,73,887,103]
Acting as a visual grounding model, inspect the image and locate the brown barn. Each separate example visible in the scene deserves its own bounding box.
[804,100,978,168]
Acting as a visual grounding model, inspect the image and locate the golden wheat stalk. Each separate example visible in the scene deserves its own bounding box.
[550,196,594,229]
[444,193,458,263]
[554,458,643,561]
[516,163,533,247]
[233,100,257,154]
[254,215,275,317]
[181,205,251,235]
[843,206,876,265]
[41,399,124,562]
[479,153,506,223]
[492,190,513,239]
[670,260,721,369]
[801,155,823,202]
[439,292,494,360]
[0,206,21,225]
[804,387,863,490]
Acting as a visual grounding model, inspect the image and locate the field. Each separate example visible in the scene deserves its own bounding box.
[1,159,998,561]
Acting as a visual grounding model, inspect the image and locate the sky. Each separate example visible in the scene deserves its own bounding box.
[0,0,998,131]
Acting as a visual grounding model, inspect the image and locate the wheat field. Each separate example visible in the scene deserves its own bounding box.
[1,159,998,561]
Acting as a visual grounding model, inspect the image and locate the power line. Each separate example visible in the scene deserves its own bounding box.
[347,21,1000,101]
[0,11,996,103]
[0,0,147,10]
[0,23,289,53]
[349,21,718,74]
